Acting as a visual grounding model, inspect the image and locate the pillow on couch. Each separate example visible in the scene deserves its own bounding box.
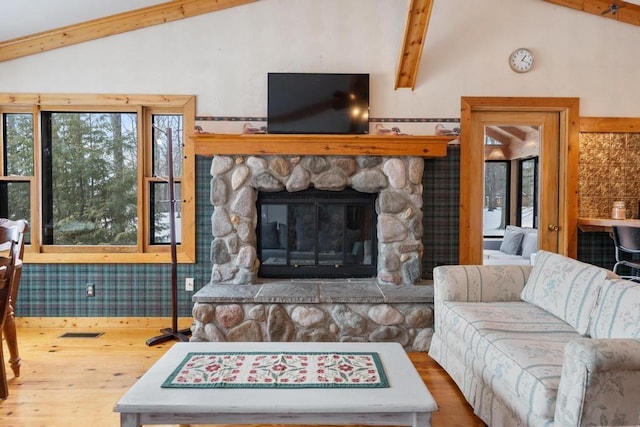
[520,250,607,335]
[521,229,538,260]
[499,225,524,255]
[589,279,640,339]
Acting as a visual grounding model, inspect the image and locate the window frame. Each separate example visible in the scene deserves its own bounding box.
[0,93,195,264]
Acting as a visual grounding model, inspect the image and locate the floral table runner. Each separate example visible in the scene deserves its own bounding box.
[162,351,389,388]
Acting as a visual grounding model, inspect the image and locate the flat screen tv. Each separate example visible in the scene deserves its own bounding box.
[267,73,369,134]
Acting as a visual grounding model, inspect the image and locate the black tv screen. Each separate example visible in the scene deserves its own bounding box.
[267,73,369,134]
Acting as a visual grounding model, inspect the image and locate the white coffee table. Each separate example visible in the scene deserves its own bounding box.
[114,341,438,427]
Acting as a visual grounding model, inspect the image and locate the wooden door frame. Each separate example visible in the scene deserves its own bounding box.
[459,97,580,265]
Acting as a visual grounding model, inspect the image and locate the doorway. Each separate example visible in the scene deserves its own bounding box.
[459,97,580,265]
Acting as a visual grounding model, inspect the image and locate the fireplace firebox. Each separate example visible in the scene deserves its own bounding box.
[258,188,377,278]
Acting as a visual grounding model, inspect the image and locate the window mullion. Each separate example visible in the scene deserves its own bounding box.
[40,111,54,245]
[137,106,147,253]
[31,105,42,252]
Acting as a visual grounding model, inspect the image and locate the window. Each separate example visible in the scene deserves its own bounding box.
[483,160,509,237]
[1,112,33,243]
[518,157,538,228]
[41,111,138,246]
[0,94,195,263]
[150,114,183,245]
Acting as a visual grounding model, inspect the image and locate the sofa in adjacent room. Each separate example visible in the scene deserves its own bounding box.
[429,250,640,427]
[483,225,538,265]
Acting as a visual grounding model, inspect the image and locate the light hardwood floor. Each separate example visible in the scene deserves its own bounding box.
[1,326,485,427]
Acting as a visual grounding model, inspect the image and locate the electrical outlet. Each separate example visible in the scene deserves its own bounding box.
[86,283,96,297]
[185,277,194,291]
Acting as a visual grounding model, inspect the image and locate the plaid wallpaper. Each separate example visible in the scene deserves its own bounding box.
[422,146,460,279]
[15,147,614,317]
[15,156,213,318]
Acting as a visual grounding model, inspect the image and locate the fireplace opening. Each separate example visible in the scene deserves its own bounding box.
[257,188,377,278]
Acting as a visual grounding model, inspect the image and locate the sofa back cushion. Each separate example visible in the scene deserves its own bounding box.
[520,250,607,335]
[589,279,640,339]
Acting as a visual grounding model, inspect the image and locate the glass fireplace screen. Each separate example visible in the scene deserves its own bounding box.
[257,188,377,278]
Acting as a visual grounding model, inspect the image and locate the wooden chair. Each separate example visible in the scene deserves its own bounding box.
[0,225,19,399]
[0,219,28,379]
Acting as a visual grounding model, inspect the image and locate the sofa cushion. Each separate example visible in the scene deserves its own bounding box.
[438,301,582,420]
[589,279,640,339]
[483,249,532,265]
[500,225,524,255]
[520,250,607,335]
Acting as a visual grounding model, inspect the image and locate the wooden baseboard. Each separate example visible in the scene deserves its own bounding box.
[15,317,194,329]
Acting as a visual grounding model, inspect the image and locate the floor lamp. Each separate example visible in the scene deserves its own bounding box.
[147,126,192,346]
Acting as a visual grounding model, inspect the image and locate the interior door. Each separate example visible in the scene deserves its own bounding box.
[459,97,579,266]
[474,111,560,253]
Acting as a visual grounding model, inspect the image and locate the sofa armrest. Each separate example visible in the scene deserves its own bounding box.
[432,265,531,305]
[555,338,640,427]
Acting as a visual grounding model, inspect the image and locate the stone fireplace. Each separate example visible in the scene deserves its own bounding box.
[208,154,426,286]
[191,152,435,351]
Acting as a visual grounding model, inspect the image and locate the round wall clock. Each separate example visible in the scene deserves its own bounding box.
[509,48,534,73]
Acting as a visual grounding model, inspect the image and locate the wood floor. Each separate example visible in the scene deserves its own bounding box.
[1,326,485,427]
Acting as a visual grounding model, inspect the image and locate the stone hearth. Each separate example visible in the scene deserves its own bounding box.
[191,279,434,351]
[192,154,434,350]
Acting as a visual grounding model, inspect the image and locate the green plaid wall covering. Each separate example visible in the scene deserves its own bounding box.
[577,231,616,271]
[15,151,614,317]
[15,156,213,317]
[421,146,460,279]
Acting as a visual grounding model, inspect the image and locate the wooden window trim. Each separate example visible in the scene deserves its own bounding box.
[0,93,196,264]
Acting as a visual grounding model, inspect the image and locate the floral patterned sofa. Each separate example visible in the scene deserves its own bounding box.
[429,250,640,427]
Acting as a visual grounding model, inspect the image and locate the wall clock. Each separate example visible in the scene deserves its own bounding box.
[509,48,534,73]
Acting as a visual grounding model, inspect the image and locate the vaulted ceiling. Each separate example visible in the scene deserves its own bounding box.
[0,0,638,89]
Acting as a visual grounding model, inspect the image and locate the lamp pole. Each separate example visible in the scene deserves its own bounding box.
[146,126,191,346]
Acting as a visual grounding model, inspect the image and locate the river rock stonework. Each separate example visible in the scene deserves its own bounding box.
[209,155,425,286]
[191,280,434,351]
[196,154,435,351]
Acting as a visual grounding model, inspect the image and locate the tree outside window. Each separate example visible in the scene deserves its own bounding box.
[42,112,138,245]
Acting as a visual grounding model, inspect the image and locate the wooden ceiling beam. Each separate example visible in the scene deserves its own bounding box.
[499,126,529,141]
[395,0,434,90]
[543,0,640,26]
[0,0,257,62]
[485,127,513,146]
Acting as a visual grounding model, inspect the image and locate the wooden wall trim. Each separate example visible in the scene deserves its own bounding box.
[0,0,257,62]
[580,117,640,132]
[0,93,195,107]
[16,317,195,329]
[395,0,434,89]
[543,0,640,27]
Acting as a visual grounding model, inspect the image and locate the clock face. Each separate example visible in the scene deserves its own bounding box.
[509,48,534,73]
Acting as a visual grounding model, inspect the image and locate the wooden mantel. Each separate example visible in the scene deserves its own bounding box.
[190,133,453,157]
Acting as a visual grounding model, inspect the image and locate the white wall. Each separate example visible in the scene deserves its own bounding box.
[1,0,639,119]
